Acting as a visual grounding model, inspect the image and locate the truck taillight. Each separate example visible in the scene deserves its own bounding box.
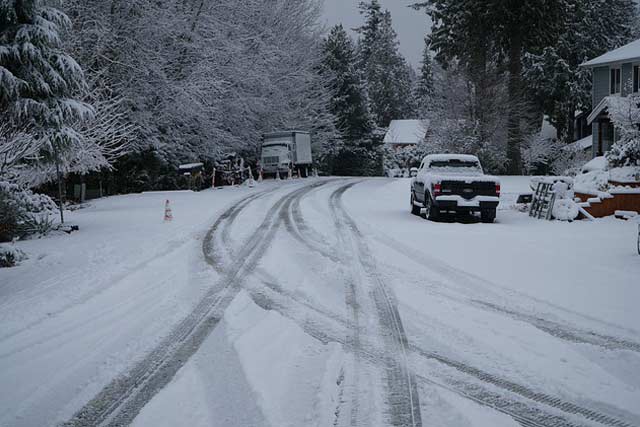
[496,184,501,196]
[433,183,442,196]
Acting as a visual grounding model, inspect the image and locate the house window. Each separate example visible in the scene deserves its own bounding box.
[610,67,621,94]
[634,65,639,93]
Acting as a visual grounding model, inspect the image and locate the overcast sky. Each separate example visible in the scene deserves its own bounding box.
[321,0,432,69]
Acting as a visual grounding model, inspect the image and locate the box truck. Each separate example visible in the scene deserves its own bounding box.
[260,131,313,176]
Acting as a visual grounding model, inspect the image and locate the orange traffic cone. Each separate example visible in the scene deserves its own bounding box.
[164,200,173,222]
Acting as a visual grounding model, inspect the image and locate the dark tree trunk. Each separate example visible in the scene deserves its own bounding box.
[506,33,523,175]
[566,107,576,144]
[55,160,65,224]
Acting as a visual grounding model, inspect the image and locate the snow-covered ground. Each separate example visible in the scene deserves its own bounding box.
[1,177,639,427]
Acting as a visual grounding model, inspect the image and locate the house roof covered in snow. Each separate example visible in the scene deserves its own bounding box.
[566,135,593,152]
[179,162,204,170]
[581,38,640,68]
[587,95,633,124]
[383,120,429,146]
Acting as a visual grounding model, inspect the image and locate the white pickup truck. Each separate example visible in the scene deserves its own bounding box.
[410,154,501,223]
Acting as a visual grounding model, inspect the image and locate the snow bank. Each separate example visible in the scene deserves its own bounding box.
[574,159,640,195]
[581,156,607,173]
[610,166,640,183]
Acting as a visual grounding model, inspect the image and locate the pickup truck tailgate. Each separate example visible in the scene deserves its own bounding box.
[441,181,497,199]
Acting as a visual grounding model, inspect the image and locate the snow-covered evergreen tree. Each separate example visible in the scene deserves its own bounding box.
[321,25,378,176]
[323,25,372,142]
[356,0,384,69]
[356,2,415,128]
[415,37,436,117]
[1,0,93,221]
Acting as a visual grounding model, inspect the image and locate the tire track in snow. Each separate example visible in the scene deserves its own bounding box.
[62,183,316,427]
[203,179,634,427]
[326,180,635,427]
[370,232,640,354]
[283,180,342,263]
[410,345,637,427]
[414,374,584,427]
[330,182,422,427]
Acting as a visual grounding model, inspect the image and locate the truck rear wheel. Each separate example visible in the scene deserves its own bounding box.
[424,194,440,221]
[481,209,496,223]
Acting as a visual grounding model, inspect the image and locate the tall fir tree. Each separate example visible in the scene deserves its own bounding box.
[356,0,384,69]
[322,25,377,175]
[323,25,372,142]
[0,0,92,221]
[357,3,415,127]
[417,0,564,173]
[415,37,436,116]
[490,0,565,174]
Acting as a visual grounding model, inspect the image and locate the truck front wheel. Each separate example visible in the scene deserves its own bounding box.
[410,192,421,216]
[481,209,496,223]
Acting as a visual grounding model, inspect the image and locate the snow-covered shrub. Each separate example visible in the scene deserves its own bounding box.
[0,245,27,268]
[522,131,589,176]
[607,93,640,168]
[0,182,57,242]
[383,145,424,173]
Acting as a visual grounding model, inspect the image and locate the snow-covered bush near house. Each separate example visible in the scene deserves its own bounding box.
[383,144,432,176]
[0,182,57,216]
[522,122,591,176]
[606,92,640,168]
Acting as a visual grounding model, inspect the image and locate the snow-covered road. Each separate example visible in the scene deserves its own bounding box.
[1,178,639,427]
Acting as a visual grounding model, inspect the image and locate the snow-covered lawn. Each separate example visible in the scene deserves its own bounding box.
[1,177,638,427]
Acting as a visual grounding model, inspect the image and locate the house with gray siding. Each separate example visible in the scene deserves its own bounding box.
[581,38,640,157]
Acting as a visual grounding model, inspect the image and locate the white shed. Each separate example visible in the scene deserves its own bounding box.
[383,120,429,149]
